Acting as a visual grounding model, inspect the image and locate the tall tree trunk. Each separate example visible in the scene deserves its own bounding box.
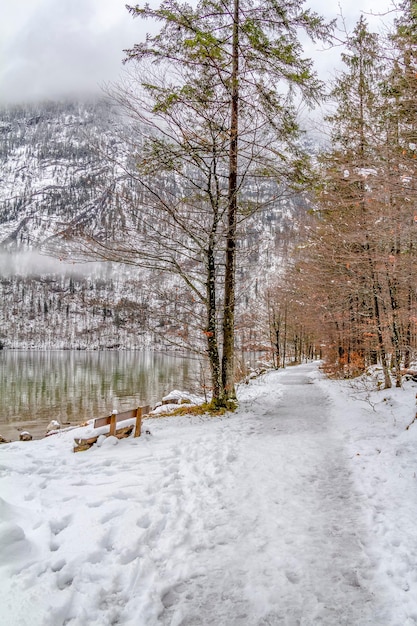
[366,237,391,387]
[404,284,413,369]
[282,303,288,368]
[386,271,403,387]
[371,272,392,388]
[221,0,239,402]
[275,325,280,368]
[206,244,222,399]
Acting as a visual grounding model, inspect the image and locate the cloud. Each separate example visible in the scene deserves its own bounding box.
[0,0,395,105]
[0,250,110,277]
[0,0,141,104]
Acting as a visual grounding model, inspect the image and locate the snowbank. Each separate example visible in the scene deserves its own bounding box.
[0,363,416,625]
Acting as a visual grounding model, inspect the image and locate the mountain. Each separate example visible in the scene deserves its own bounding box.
[0,98,152,349]
[0,98,306,350]
[0,98,121,249]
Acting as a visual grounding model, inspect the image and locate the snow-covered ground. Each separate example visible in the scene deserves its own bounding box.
[1,363,417,625]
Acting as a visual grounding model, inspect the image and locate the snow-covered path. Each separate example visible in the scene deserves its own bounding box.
[236,366,383,625]
[1,363,416,625]
[157,364,384,626]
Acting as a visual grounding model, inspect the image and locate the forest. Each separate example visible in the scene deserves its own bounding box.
[276,6,417,389]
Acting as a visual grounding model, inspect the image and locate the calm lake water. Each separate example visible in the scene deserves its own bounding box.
[0,350,202,441]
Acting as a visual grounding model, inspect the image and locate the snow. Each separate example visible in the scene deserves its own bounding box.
[357,168,377,178]
[1,362,417,625]
[161,390,204,405]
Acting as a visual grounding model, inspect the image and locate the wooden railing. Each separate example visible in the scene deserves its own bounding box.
[73,405,151,452]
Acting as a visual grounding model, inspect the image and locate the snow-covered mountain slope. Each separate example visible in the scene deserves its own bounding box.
[0,99,121,249]
[0,98,306,349]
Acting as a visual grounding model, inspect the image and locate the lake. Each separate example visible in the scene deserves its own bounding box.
[0,350,203,441]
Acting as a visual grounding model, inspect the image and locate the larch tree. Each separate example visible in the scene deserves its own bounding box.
[61,0,332,405]
[124,0,332,405]
[383,0,417,375]
[250,4,417,384]
[308,17,396,384]
[294,6,417,384]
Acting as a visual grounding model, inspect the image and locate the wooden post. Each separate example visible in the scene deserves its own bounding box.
[110,410,117,437]
[134,407,143,438]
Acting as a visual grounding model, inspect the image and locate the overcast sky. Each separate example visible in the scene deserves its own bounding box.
[0,0,395,105]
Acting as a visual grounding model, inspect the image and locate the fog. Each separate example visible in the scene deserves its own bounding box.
[0,0,141,105]
[0,0,395,106]
[0,251,113,278]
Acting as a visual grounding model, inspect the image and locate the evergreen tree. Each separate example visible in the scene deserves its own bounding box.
[94,0,332,404]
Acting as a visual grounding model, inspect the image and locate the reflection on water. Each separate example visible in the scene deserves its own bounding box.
[0,350,201,440]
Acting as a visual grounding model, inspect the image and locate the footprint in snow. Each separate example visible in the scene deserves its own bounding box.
[56,570,74,590]
[100,507,124,524]
[285,570,300,585]
[50,558,66,572]
[99,529,115,553]
[49,539,59,552]
[110,491,130,501]
[136,513,151,529]
[49,514,72,536]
